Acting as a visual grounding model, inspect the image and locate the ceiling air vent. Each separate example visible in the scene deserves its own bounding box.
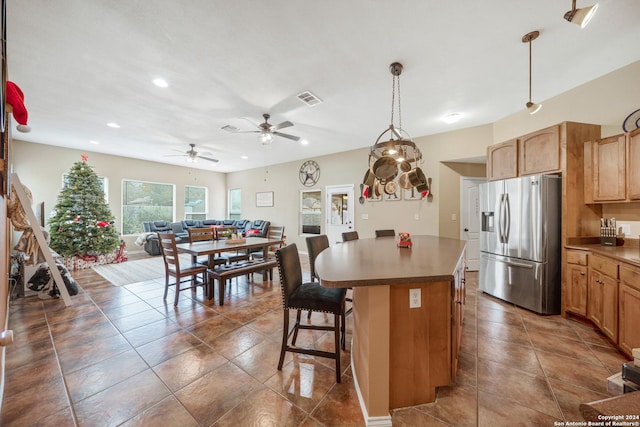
[297,91,322,107]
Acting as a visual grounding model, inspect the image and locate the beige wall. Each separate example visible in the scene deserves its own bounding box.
[11,140,227,250]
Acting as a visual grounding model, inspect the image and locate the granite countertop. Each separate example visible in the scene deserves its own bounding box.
[580,391,640,422]
[566,237,640,268]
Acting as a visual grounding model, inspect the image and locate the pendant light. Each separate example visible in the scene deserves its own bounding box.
[364,62,427,198]
[564,0,599,28]
[522,31,542,115]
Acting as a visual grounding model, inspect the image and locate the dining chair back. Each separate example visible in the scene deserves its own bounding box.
[306,234,329,282]
[276,244,346,383]
[157,232,208,306]
[341,231,359,241]
[252,225,285,259]
[375,229,395,237]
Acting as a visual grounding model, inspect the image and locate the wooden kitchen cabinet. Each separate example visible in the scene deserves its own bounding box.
[588,255,619,342]
[487,139,518,181]
[619,264,640,356]
[565,250,589,317]
[627,128,640,200]
[592,134,626,202]
[451,253,466,379]
[518,125,561,176]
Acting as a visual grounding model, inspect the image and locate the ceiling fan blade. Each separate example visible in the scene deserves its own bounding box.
[198,155,219,163]
[164,154,188,157]
[273,131,301,142]
[273,120,294,130]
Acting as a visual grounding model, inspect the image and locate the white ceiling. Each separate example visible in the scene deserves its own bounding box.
[7,1,640,173]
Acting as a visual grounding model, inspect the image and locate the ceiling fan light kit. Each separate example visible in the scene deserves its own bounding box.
[364,62,428,199]
[564,0,599,28]
[522,30,542,115]
[222,113,302,144]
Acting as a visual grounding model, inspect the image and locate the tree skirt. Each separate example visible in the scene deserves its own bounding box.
[58,248,125,271]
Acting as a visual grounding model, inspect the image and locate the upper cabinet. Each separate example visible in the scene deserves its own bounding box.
[487,139,518,181]
[584,129,640,203]
[627,127,640,200]
[486,124,566,181]
[518,125,561,176]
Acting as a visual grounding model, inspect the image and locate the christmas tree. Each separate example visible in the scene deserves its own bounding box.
[49,154,120,257]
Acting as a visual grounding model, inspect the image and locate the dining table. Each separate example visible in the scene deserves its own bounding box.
[175,236,283,267]
[314,235,467,426]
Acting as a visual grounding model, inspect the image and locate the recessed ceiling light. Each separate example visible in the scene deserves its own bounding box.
[153,78,168,88]
[300,139,309,145]
[106,122,120,128]
[241,155,248,160]
[89,140,100,145]
[441,113,462,124]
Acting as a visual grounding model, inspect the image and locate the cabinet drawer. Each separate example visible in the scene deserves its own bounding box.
[567,250,588,266]
[620,264,640,292]
[591,255,619,278]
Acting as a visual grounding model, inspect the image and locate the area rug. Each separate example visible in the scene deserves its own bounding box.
[92,255,192,286]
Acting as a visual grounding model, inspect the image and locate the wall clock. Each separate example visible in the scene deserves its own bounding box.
[299,160,320,186]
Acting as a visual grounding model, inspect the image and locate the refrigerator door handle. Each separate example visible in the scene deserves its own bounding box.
[498,193,506,243]
[504,193,511,242]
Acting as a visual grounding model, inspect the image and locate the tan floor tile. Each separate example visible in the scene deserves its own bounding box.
[152,344,228,391]
[232,338,293,382]
[57,333,132,374]
[478,336,543,376]
[478,390,563,426]
[119,396,199,427]
[536,350,615,395]
[415,384,478,426]
[135,330,203,367]
[186,313,242,343]
[0,376,70,426]
[391,407,451,426]
[175,362,263,426]
[310,376,365,426]
[215,387,308,427]
[74,369,171,426]
[548,377,610,422]
[208,325,266,359]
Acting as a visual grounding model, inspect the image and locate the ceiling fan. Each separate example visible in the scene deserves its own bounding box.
[166,143,219,163]
[221,113,301,144]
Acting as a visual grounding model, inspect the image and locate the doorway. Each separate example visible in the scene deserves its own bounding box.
[325,184,355,245]
[460,177,485,271]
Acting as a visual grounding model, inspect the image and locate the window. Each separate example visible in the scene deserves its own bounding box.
[122,180,174,235]
[300,189,321,235]
[228,188,241,220]
[184,185,207,220]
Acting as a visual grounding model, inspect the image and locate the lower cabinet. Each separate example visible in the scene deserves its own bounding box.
[566,250,589,316]
[587,255,619,342]
[619,265,640,355]
[451,253,466,379]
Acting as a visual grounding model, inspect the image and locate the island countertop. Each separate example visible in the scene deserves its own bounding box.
[315,235,467,288]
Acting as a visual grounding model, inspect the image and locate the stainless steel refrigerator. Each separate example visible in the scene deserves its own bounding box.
[479,174,561,314]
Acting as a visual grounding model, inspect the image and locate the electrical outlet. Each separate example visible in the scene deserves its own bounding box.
[620,223,631,236]
[414,213,419,220]
[409,288,421,308]
[361,213,369,220]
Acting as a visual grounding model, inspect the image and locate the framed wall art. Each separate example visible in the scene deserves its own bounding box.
[256,191,274,207]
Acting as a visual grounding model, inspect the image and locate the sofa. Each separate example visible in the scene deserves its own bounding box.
[141,219,263,255]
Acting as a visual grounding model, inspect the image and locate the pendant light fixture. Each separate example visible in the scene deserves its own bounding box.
[522,31,542,115]
[564,0,599,28]
[363,62,427,198]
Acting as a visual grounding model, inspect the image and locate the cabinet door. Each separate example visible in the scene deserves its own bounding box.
[588,270,603,328]
[566,263,588,316]
[593,134,626,201]
[627,128,640,200]
[487,139,518,181]
[619,284,640,356]
[601,274,619,342]
[519,125,561,176]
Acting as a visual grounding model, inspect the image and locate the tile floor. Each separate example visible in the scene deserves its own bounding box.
[1,254,630,426]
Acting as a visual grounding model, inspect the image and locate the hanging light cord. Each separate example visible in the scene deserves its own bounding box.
[389,74,402,133]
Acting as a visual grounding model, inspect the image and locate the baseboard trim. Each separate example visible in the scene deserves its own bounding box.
[350,349,392,427]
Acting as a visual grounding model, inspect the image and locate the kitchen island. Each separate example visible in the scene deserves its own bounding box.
[315,235,467,425]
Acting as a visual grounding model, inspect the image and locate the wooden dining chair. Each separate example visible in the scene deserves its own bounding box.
[341,231,359,241]
[188,227,227,268]
[252,225,285,259]
[157,232,209,306]
[309,234,352,320]
[375,229,395,237]
[276,244,346,383]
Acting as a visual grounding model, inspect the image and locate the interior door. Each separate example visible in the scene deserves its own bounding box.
[325,184,355,245]
[461,177,484,271]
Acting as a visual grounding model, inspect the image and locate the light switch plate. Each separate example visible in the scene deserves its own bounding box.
[362,213,369,220]
[409,288,421,308]
[620,223,631,236]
